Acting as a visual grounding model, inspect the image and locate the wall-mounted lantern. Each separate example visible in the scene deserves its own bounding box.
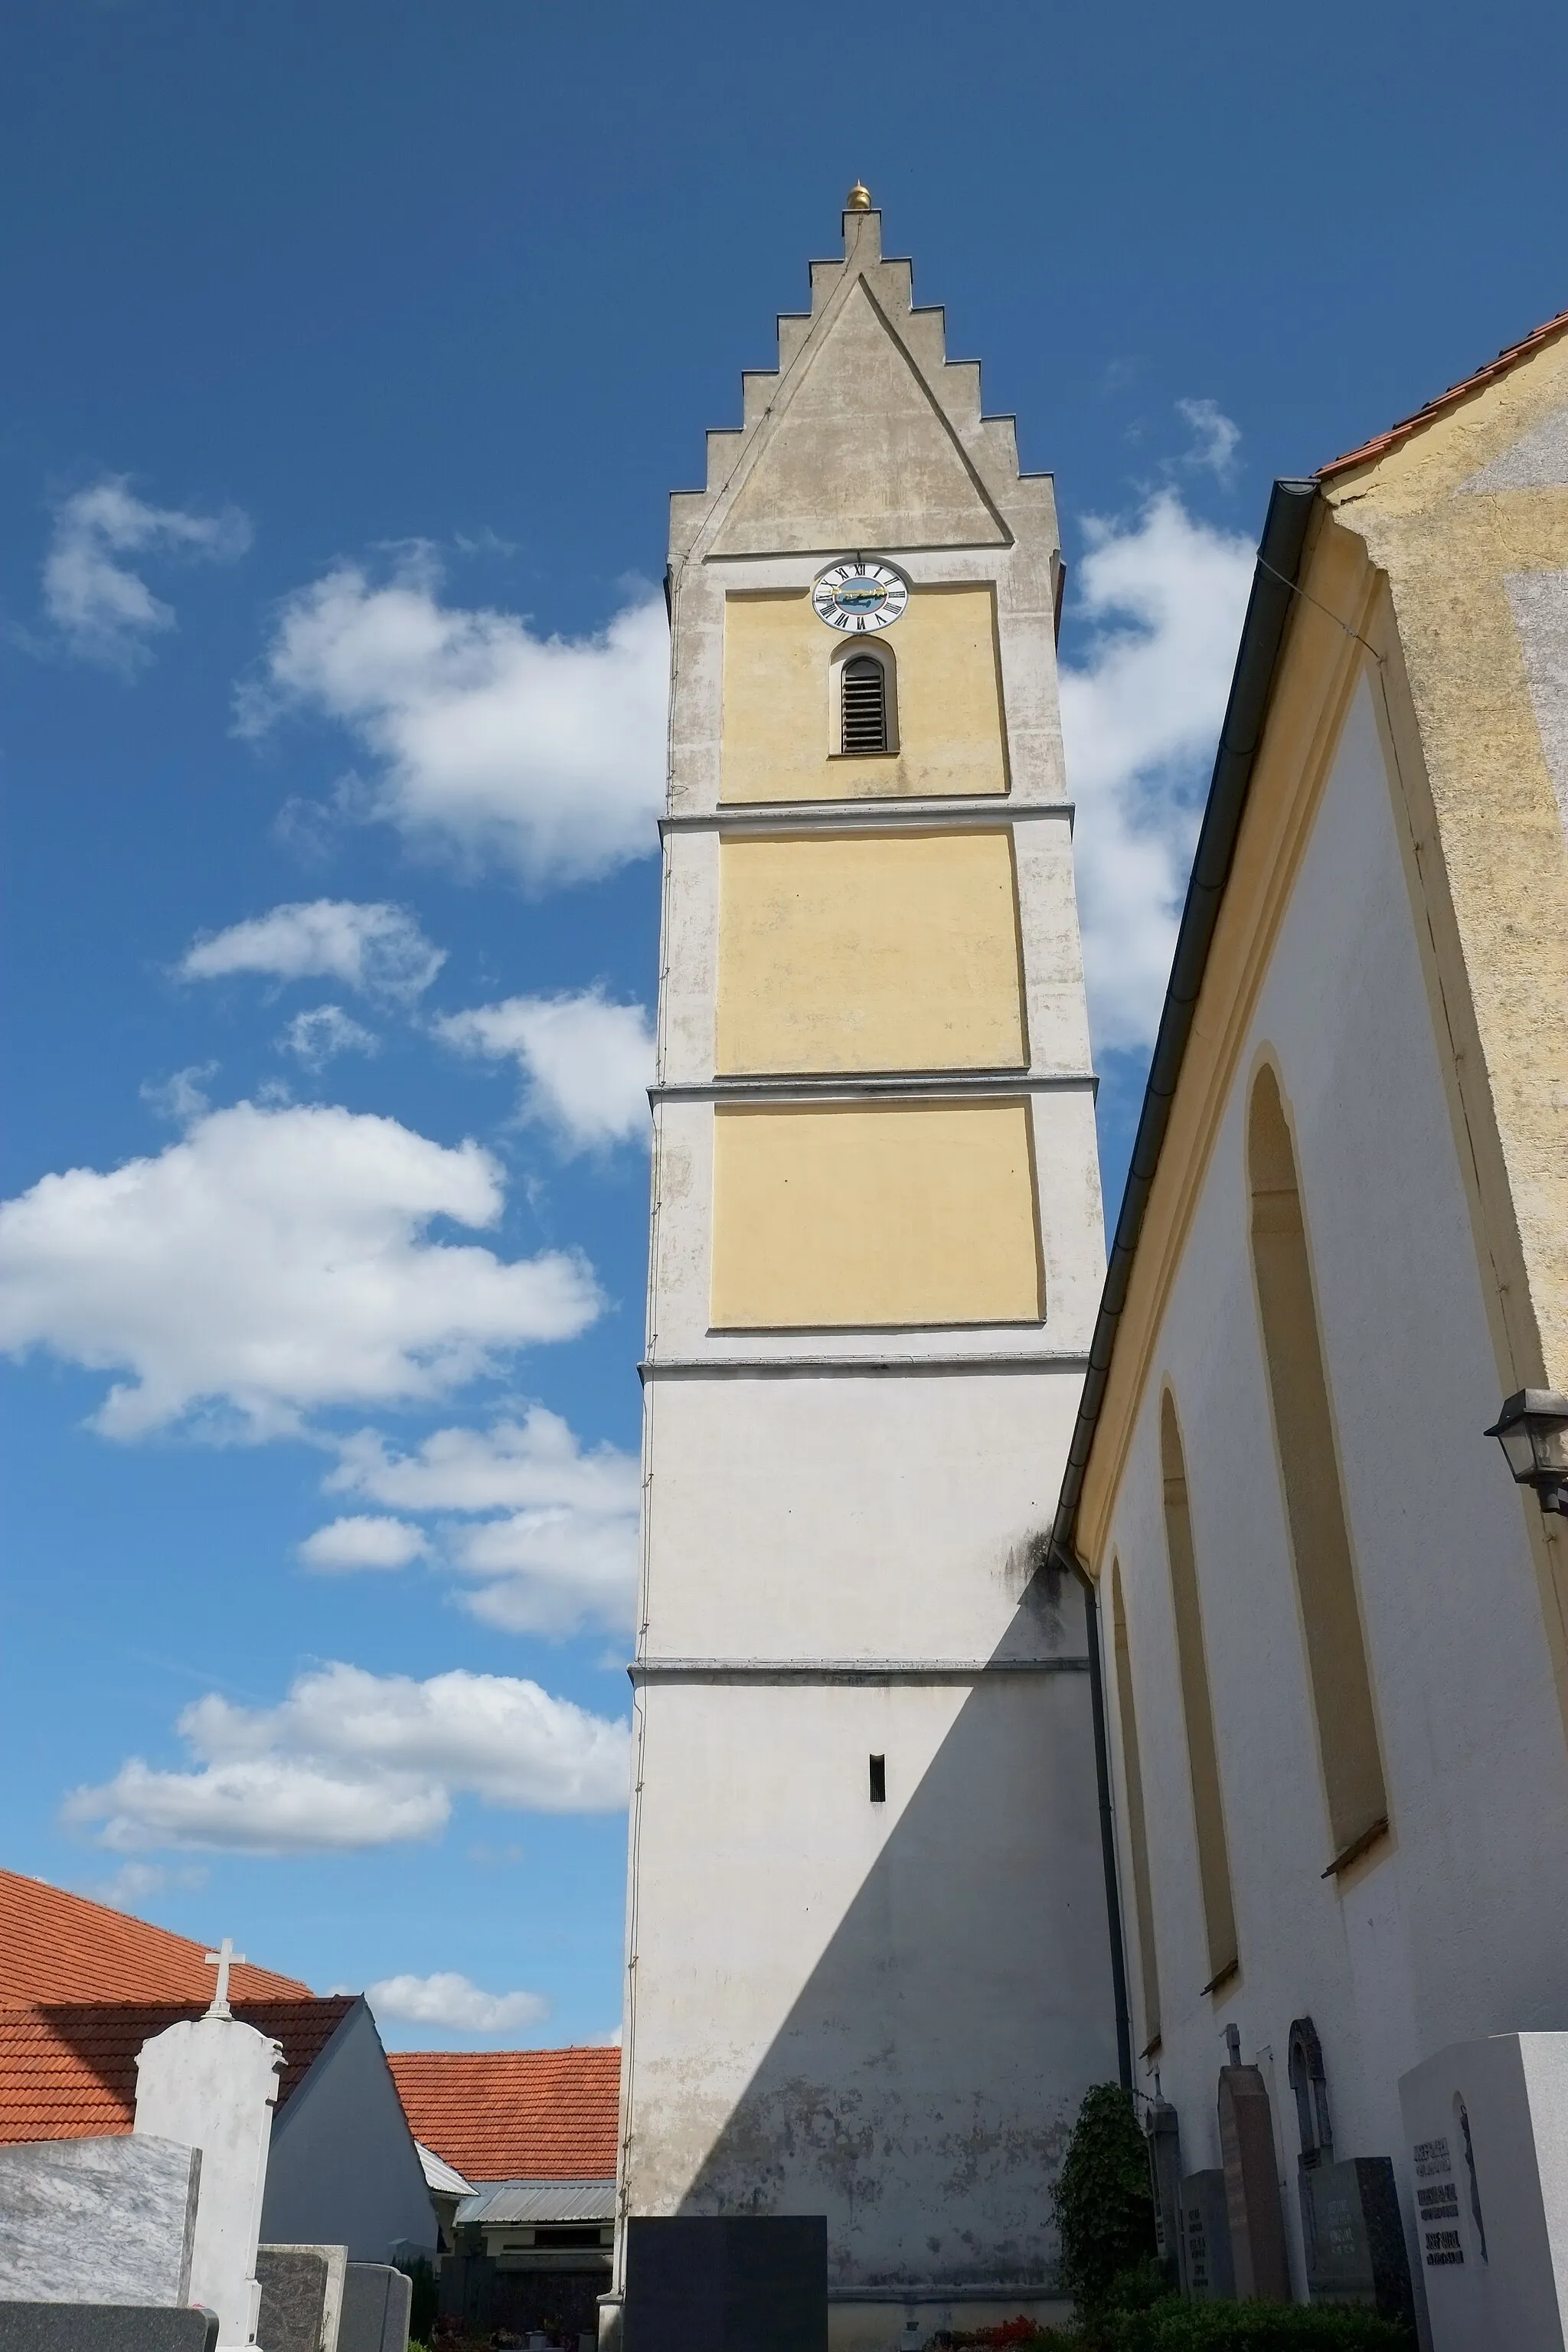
[1485,1390,1568,1515]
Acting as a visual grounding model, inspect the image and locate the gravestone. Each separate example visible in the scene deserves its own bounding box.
[1298,2156,1413,2320]
[0,2135,201,2306]
[134,1943,283,2351]
[1144,2099,1183,2282]
[1217,2058,1289,2301]
[1176,2171,1233,2301]
[0,2308,219,2352]
[338,2265,410,2352]
[622,2216,828,2352]
[256,2246,348,2352]
[1400,2032,1568,2350]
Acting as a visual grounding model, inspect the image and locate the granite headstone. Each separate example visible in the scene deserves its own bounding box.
[622,2216,828,2352]
[256,2246,348,2352]
[1176,2171,1233,2301]
[1217,2060,1289,2301]
[1298,2156,1413,2320]
[0,2307,219,2352]
[338,2265,410,2352]
[1144,2099,1183,2282]
[0,2137,201,2307]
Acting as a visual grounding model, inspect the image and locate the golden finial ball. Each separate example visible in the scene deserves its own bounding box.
[846,181,872,211]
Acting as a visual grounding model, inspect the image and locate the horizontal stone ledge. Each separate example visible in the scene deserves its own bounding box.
[628,1658,1092,1684]
[639,1352,1091,1380]
[652,1071,1096,1103]
[660,799,1073,834]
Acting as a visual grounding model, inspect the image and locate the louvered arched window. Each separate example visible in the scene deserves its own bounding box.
[840,653,889,754]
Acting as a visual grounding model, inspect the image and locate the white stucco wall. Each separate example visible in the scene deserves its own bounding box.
[1102,678,1568,2295]
[261,2001,436,2262]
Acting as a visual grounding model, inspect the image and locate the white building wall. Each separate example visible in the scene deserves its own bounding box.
[1103,678,1568,2288]
[261,2003,436,2263]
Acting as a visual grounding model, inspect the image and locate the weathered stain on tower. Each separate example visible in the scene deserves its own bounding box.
[613,194,1119,2347]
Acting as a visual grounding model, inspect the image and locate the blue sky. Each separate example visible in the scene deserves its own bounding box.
[2,0,1564,2050]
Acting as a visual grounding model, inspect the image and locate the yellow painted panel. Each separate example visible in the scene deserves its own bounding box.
[710,1101,1043,1329]
[717,830,1025,1073]
[721,586,1008,802]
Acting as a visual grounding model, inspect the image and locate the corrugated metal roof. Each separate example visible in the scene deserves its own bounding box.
[416,2139,475,2197]
[457,2177,616,2226]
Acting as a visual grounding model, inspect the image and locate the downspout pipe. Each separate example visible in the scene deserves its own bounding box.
[1050,476,1319,2092]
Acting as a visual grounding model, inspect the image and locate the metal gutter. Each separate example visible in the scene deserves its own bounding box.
[1047,478,1318,2089]
[1049,476,1318,1580]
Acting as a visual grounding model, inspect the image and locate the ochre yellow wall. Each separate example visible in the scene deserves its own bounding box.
[710,1100,1043,1328]
[716,830,1026,1074]
[720,586,1008,802]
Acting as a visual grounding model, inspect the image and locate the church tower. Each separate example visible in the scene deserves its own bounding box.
[617,194,1119,2342]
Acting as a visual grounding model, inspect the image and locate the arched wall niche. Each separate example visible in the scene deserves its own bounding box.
[1109,1555,1161,2048]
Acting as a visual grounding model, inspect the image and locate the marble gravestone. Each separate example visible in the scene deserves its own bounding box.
[338,2266,410,2352]
[1217,2056,1289,2302]
[0,2136,201,2306]
[0,2309,219,2352]
[134,1943,283,2351]
[256,2247,348,2352]
[1176,2172,1234,2301]
[1400,2033,1568,2351]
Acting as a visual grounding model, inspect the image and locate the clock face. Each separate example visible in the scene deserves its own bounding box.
[812,560,909,633]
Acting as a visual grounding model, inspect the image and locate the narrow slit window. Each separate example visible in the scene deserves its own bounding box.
[868,1753,886,1803]
[841,655,888,754]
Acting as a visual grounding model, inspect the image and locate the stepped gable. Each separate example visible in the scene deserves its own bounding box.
[0,1870,311,2007]
[387,2045,619,2184]
[675,204,1033,564]
[0,1996,357,2141]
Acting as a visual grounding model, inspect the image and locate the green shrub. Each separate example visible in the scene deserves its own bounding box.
[1052,2084,1158,2311]
[1089,2302,1414,2350]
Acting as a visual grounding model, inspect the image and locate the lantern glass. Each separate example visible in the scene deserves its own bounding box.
[1487,1392,1568,1488]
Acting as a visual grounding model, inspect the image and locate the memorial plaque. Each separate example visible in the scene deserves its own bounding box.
[1218,2061,1289,2301]
[622,2216,828,2352]
[1176,2171,1233,2302]
[1298,2157,1413,2320]
[0,2308,219,2352]
[0,2137,201,2308]
[339,2263,411,2352]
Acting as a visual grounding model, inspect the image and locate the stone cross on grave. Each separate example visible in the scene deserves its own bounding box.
[204,1936,245,2020]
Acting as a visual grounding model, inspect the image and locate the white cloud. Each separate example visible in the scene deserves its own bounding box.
[44,477,251,670]
[436,988,653,1152]
[181,900,443,1002]
[1177,398,1243,486]
[363,1971,550,2034]
[64,1661,630,1854]
[90,1861,208,1909]
[240,555,668,885]
[281,1006,379,1069]
[0,1101,600,1439]
[1058,490,1255,1054]
[299,1515,430,1572]
[328,1409,641,1637]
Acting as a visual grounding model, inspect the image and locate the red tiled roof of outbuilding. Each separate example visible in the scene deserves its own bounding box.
[387,2045,620,2184]
[0,1870,312,2007]
[1319,304,1568,477]
[0,1997,358,2143]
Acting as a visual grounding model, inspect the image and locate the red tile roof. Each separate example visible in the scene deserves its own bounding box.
[0,1998,357,2144]
[0,1871,312,2007]
[1320,304,1568,478]
[387,2047,620,2184]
